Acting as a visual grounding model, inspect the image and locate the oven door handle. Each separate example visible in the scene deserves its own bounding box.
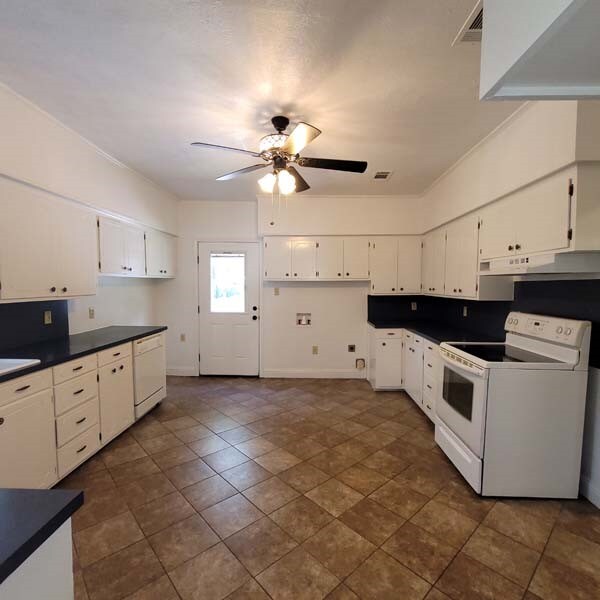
[440,353,486,378]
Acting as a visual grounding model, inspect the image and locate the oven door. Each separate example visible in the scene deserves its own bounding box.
[436,355,489,457]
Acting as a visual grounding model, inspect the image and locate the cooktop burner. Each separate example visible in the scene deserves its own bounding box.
[448,343,561,364]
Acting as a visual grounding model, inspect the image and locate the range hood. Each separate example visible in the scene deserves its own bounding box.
[479,252,600,276]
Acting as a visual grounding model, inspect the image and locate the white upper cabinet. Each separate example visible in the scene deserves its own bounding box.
[343,237,369,279]
[480,0,600,100]
[145,230,176,278]
[445,214,479,299]
[291,240,317,279]
[397,237,422,294]
[0,179,97,300]
[99,217,146,276]
[422,229,446,295]
[369,237,398,294]
[264,237,291,280]
[316,238,344,279]
[479,170,572,260]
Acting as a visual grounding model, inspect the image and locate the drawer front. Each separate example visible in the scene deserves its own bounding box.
[0,369,52,407]
[53,354,97,385]
[57,423,101,478]
[56,397,99,447]
[373,328,403,340]
[413,334,423,346]
[98,343,132,367]
[54,370,98,416]
[134,333,163,356]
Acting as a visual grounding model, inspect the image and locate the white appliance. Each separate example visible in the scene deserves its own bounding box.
[133,333,166,419]
[436,312,591,498]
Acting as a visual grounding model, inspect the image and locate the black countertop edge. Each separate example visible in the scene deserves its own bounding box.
[0,325,168,384]
[0,488,83,585]
[367,320,503,345]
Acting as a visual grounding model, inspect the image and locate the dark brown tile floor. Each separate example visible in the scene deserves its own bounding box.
[60,376,600,600]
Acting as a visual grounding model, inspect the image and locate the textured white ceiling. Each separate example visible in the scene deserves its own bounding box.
[0,0,520,200]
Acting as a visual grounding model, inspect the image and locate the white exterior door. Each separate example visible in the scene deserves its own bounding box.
[199,242,260,376]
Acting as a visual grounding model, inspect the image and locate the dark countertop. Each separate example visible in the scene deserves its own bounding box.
[367,319,502,345]
[0,488,83,584]
[0,325,167,383]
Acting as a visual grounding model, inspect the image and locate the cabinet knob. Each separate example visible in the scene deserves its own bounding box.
[508,245,514,251]
[112,367,117,374]
[400,287,404,291]
[50,286,56,292]
[346,272,350,276]
[62,287,68,293]
[253,306,258,311]
[338,273,342,277]
[0,417,4,426]
[515,244,521,250]
[453,289,457,293]
[294,273,298,276]
[128,267,133,271]
[119,365,124,370]
[382,342,386,346]
[122,266,127,270]
[459,288,462,293]
[285,273,289,277]
[252,315,258,321]
[391,288,395,292]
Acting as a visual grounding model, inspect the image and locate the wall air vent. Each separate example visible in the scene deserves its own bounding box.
[373,171,392,180]
[452,1,483,46]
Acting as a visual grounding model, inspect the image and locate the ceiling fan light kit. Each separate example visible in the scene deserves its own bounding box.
[191,115,368,194]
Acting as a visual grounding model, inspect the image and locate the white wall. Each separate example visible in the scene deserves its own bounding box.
[68,277,158,334]
[0,84,178,233]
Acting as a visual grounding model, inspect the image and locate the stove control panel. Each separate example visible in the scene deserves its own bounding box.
[505,312,590,346]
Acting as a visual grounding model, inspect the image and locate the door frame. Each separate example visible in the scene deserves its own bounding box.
[196,240,261,376]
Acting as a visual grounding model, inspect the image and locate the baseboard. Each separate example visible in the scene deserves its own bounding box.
[260,368,366,379]
[580,474,600,508]
[167,366,199,377]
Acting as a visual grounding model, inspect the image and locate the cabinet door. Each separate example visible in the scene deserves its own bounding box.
[126,226,147,276]
[375,339,403,388]
[56,204,97,297]
[263,238,291,280]
[316,238,344,279]
[369,237,398,294]
[145,229,163,277]
[0,181,60,299]
[397,237,422,294]
[99,217,127,275]
[445,214,478,299]
[479,197,517,260]
[164,235,177,277]
[343,237,369,279]
[291,239,317,279]
[0,389,57,488]
[422,229,446,294]
[515,173,571,256]
[99,356,134,444]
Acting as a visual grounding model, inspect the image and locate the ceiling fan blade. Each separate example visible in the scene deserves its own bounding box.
[216,164,267,181]
[296,157,367,173]
[281,122,322,155]
[191,142,262,158]
[287,166,311,193]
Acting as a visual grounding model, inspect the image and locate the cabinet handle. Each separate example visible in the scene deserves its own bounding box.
[112,368,117,374]
[119,365,124,370]
[426,384,432,390]
[515,244,521,250]
[113,352,121,357]
[427,363,432,368]
[72,365,83,372]
[50,286,57,293]
[62,287,68,293]
[387,333,395,336]
[382,342,386,346]
[426,404,431,410]
[73,388,84,395]
[77,444,87,454]
[15,385,31,392]
[508,245,514,251]
[76,417,87,425]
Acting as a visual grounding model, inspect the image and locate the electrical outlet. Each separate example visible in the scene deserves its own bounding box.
[348,344,356,352]
[312,345,319,355]
[463,306,468,317]
[180,333,186,342]
[356,358,366,369]
[88,307,95,319]
[43,310,52,325]
[411,302,417,311]
[274,287,280,296]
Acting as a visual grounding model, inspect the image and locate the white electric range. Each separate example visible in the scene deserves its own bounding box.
[435,312,591,498]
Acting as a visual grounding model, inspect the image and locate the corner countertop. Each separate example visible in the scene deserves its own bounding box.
[367,319,502,345]
[0,325,167,384]
[0,488,83,585]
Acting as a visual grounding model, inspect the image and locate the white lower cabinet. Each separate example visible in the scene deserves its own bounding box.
[368,326,403,390]
[0,372,57,488]
[99,353,135,444]
[422,340,440,423]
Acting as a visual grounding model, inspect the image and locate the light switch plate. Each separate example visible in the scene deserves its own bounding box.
[274,287,280,296]
[312,345,319,355]
[43,310,52,325]
[88,307,95,319]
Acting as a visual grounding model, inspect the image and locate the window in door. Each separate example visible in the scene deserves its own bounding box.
[210,253,246,313]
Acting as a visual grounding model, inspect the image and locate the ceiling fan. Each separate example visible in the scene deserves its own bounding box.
[191,115,368,194]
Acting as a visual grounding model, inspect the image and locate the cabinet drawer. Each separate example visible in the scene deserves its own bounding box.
[53,354,97,385]
[56,397,99,447]
[57,423,100,478]
[54,370,98,416]
[373,328,403,340]
[423,373,437,401]
[0,369,52,407]
[98,343,132,367]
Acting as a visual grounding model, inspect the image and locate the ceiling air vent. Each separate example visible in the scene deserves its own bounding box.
[452,1,483,46]
[373,171,392,180]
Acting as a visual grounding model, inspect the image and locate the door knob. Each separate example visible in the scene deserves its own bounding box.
[252,315,258,321]
[50,286,56,292]
[62,287,68,293]
[252,306,258,311]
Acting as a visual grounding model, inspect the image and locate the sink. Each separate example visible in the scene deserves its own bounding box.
[0,358,41,376]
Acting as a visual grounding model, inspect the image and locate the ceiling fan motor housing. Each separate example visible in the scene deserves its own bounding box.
[271,115,290,133]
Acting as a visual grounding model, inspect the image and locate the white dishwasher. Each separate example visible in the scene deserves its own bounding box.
[133,332,166,419]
